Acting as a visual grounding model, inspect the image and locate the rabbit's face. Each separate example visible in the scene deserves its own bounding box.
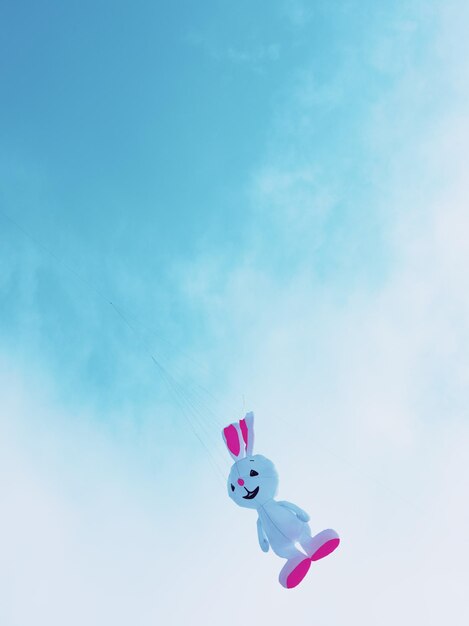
[227,454,278,509]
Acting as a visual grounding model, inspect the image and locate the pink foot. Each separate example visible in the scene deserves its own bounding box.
[279,557,311,589]
[309,529,340,561]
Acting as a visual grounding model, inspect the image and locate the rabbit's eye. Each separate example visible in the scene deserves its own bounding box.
[231,484,235,491]
[250,470,259,477]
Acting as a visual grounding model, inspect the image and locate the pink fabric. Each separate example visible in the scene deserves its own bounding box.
[311,538,340,562]
[223,424,240,457]
[239,418,248,451]
[286,559,311,589]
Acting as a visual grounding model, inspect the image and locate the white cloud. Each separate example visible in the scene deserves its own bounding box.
[174,2,469,623]
[186,32,280,69]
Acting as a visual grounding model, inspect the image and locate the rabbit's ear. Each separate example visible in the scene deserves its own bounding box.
[239,411,254,456]
[222,422,245,461]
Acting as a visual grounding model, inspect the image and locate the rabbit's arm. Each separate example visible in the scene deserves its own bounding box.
[278,501,310,522]
[257,517,269,552]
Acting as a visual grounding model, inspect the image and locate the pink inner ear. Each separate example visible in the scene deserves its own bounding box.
[224,424,240,457]
[239,418,248,450]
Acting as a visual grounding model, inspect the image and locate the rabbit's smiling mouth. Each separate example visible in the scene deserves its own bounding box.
[242,486,260,500]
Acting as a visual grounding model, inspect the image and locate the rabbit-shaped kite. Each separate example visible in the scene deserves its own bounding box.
[222,412,340,588]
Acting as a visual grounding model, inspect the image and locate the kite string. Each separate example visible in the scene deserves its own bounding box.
[108,300,223,411]
[1,207,429,507]
[107,299,227,479]
[0,207,227,476]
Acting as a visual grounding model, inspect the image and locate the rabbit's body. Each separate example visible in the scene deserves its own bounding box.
[222,412,340,589]
[257,500,304,555]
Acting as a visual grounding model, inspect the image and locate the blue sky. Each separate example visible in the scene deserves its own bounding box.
[1,1,469,625]
[1,1,405,407]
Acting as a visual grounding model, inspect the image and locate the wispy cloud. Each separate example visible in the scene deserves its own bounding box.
[186,31,281,69]
[174,2,469,621]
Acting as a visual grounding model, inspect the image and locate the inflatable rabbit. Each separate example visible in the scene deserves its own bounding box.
[222,412,340,588]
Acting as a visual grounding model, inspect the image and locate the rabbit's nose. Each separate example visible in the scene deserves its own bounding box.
[237,478,245,486]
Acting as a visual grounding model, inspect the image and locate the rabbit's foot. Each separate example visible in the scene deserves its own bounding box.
[279,555,311,589]
[306,529,340,561]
